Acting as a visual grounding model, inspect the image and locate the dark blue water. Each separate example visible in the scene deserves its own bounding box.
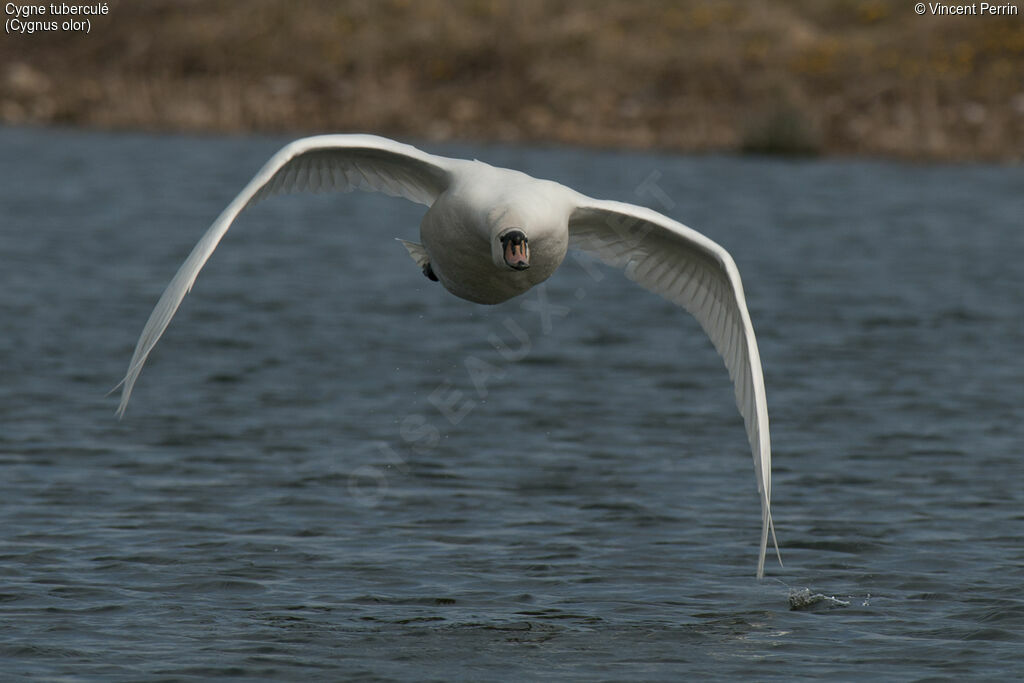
[1,126,1022,680]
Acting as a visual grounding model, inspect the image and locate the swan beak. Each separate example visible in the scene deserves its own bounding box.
[500,230,530,270]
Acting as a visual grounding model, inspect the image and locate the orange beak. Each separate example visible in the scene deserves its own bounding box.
[501,231,530,270]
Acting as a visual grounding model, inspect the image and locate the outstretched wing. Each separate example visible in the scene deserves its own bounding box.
[116,134,454,417]
[568,197,780,578]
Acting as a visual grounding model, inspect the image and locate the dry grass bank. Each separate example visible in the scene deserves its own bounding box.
[2,0,1023,160]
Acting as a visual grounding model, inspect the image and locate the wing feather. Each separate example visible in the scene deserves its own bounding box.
[116,134,454,417]
[568,196,780,578]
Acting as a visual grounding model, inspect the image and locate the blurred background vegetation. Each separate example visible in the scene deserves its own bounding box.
[2,0,1022,160]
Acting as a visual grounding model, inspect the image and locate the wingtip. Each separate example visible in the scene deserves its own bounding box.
[755,509,782,579]
[770,514,783,567]
[757,527,768,580]
[107,376,130,420]
[754,498,787,579]
[113,387,130,421]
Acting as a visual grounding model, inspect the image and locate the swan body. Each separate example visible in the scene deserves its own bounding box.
[116,134,781,578]
[418,160,571,303]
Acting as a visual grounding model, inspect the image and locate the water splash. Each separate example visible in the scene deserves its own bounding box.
[788,588,851,611]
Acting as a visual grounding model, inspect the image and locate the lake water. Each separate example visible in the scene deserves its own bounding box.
[1,126,1022,680]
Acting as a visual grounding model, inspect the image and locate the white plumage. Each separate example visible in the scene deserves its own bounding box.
[116,134,781,578]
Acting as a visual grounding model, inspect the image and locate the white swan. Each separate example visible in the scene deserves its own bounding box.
[116,134,781,578]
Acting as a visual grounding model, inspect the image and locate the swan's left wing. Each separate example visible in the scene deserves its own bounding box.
[116,134,454,417]
[567,196,780,579]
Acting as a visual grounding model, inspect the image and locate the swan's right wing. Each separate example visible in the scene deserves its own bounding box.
[116,134,454,417]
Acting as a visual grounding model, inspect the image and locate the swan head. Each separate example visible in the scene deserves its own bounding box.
[497,228,530,271]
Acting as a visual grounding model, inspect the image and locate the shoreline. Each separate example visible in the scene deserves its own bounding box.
[3,1,1022,163]
[7,120,1019,169]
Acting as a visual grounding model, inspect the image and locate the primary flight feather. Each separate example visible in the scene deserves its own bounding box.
[117,134,781,578]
